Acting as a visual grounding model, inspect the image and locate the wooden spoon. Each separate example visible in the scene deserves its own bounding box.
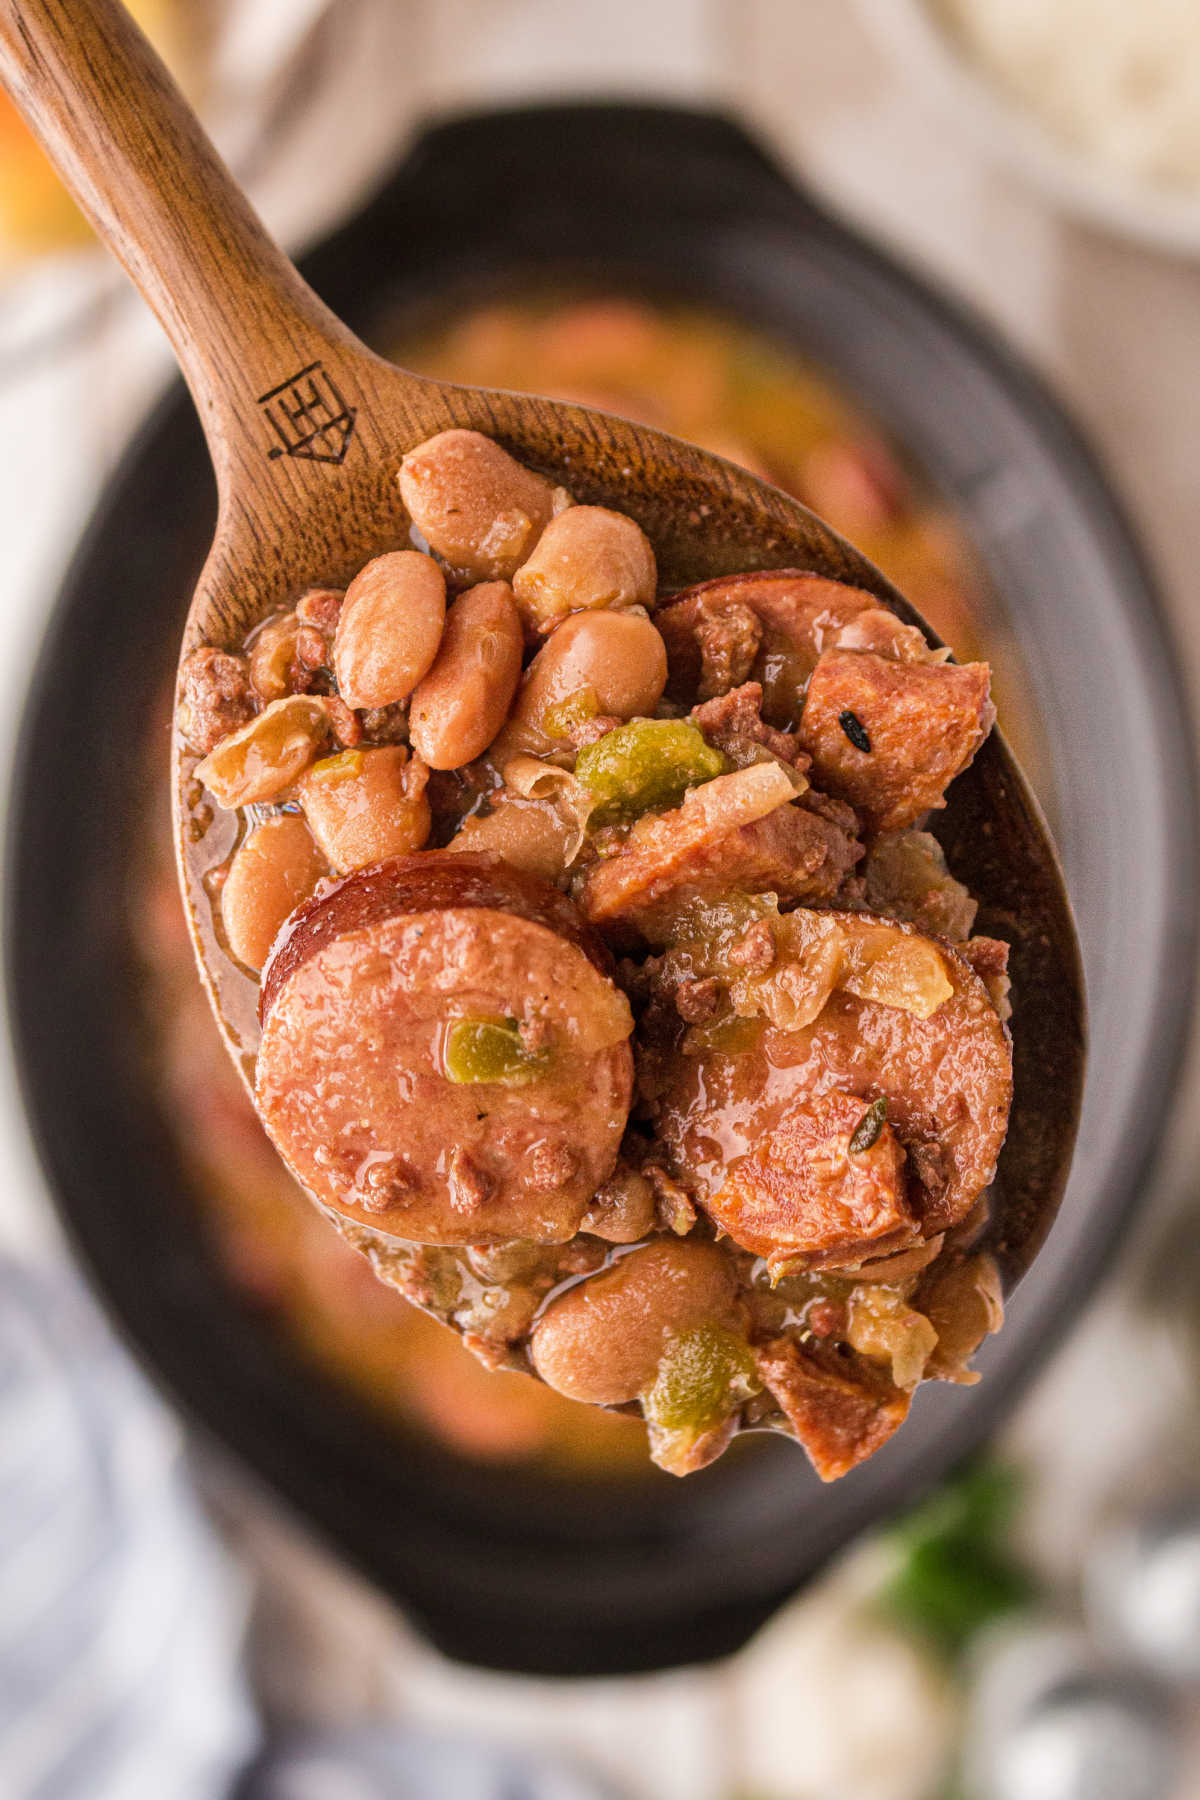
[0,0,1084,1289]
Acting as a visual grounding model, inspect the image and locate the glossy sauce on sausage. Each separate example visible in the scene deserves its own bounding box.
[651,916,1012,1239]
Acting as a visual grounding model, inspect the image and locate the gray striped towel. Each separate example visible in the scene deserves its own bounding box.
[0,1256,259,1799]
[0,1256,618,1800]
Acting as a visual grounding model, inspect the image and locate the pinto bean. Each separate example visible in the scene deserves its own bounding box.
[580,1164,658,1243]
[195,696,332,807]
[398,429,567,582]
[529,1238,741,1406]
[221,813,326,972]
[512,505,656,636]
[919,1251,1004,1381]
[332,550,446,710]
[496,610,668,759]
[408,581,524,769]
[296,745,431,873]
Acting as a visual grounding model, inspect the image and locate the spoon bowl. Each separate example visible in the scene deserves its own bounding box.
[0,3,1083,1317]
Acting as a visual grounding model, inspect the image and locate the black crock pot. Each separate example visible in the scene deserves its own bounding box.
[6,104,1195,1676]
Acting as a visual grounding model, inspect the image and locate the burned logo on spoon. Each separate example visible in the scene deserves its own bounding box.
[258,362,357,465]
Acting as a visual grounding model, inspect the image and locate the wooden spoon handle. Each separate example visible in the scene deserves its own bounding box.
[0,0,378,493]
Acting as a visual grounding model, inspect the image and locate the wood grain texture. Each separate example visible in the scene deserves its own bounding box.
[0,0,1083,1291]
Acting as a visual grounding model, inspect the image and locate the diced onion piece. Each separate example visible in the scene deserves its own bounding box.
[195,695,331,807]
[501,755,595,866]
[730,909,845,1032]
[840,920,953,1020]
[845,1284,939,1391]
[639,759,805,842]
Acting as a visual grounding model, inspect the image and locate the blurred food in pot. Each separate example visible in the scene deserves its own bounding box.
[132,290,1039,1479]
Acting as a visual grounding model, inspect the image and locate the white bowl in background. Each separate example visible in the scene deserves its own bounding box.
[856,0,1200,257]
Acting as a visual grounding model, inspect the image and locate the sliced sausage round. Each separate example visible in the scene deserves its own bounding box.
[580,763,861,942]
[652,910,1011,1240]
[256,853,634,1246]
[657,570,882,714]
[795,647,993,833]
[706,1088,916,1278]
[657,569,946,715]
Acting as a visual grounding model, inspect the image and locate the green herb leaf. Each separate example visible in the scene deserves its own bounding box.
[838,708,872,753]
[881,1534,1034,1660]
[849,1096,888,1154]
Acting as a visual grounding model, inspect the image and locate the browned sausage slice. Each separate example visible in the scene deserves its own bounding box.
[652,915,1011,1240]
[796,648,994,833]
[580,764,862,942]
[755,1336,910,1482]
[256,853,633,1245]
[658,570,919,715]
[709,1089,917,1276]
